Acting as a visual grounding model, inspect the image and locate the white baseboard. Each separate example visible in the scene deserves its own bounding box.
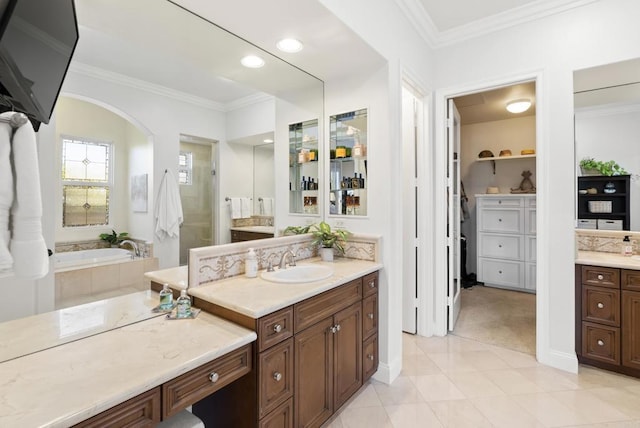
[538,348,578,374]
[372,354,402,384]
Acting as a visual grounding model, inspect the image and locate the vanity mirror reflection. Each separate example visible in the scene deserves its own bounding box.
[329,108,368,216]
[289,119,320,215]
[574,58,640,230]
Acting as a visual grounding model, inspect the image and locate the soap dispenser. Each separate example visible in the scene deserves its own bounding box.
[245,248,258,278]
[176,289,192,318]
[159,283,173,310]
[623,235,633,257]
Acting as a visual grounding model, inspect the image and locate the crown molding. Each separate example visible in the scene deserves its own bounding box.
[575,101,640,118]
[396,0,598,49]
[225,93,274,112]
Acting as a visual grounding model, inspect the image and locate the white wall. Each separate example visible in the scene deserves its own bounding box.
[127,123,154,241]
[220,143,254,243]
[253,146,275,215]
[433,0,640,371]
[575,103,640,230]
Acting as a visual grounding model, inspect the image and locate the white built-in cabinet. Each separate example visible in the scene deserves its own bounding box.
[476,194,536,293]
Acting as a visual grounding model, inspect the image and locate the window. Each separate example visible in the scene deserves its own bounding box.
[178,151,192,185]
[61,137,112,227]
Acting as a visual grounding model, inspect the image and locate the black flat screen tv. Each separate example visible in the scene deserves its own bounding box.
[0,0,78,130]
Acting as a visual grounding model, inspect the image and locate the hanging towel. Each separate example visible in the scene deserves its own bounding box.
[240,197,252,218]
[154,170,184,241]
[262,197,274,216]
[0,116,13,272]
[8,113,48,279]
[230,197,242,219]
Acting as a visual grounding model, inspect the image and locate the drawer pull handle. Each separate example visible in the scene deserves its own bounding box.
[336,324,341,331]
[597,340,605,347]
[369,281,376,289]
[367,354,374,361]
[597,274,604,280]
[368,313,374,319]
[273,372,282,382]
[597,302,604,309]
[209,372,220,383]
[273,324,282,333]
[330,326,338,334]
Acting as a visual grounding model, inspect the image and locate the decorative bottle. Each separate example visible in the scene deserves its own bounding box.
[245,248,258,278]
[176,289,192,318]
[159,283,173,310]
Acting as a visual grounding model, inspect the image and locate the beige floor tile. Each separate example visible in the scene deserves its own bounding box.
[337,406,393,428]
[482,368,545,395]
[588,387,640,419]
[471,395,545,428]
[446,370,505,398]
[401,353,442,376]
[414,335,488,354]
[486,344,540,368]
[563,366,640,389]
[384,403,443,428]
[428,399,493,428]
[372,376,425,405]
[561,421,640,428]
[516,365,582,392]
[412,374,466,402]
[427,351,478,373]
[403,334,424,356]
[512,392,593,427]
[461,350,511,371]
[550,389,631,424]
[345,383,382,409]
[323,414,344,427]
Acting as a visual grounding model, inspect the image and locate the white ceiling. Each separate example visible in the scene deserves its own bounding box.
[453,82,536,125]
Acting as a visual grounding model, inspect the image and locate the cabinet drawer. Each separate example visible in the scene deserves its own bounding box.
[363,294,378,339]
[479,197,523,208]
[74,387,160,427]
[478,209,523,234]
[163,344,252,419]
[478,233,523,260]
[295,278,362,333]
[363,334,378,381]
[363,271,378,297]
[582,286,620,326]
[259,398,293,428]
[258,306,293,351]
[259,338,294,418]
[582,322,620,365]
[478,258,523,288]
[582,266,620,289]
[622,270,640,292]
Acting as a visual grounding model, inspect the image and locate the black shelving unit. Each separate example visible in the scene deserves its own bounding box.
[577,175,630,230]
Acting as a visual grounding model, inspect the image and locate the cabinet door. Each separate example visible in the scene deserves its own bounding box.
[295,317,334,428]
[334,302,362,409]
[259,338,294,419]
[623,291,640,370]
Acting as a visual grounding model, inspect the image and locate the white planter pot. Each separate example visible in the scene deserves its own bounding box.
[320,247,334,262]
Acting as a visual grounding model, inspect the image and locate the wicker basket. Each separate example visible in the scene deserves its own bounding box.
[588,200,612,213]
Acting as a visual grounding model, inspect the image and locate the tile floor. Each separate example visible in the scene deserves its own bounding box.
[324,334,640,428]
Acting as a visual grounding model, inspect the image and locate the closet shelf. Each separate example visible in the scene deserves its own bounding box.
[475,154,536,162]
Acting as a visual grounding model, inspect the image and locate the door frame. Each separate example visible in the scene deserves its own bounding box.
[431,69,546,361]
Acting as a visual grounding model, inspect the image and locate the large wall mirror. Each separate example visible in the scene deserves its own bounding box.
[0,0,323,362]
[574,58,640,231]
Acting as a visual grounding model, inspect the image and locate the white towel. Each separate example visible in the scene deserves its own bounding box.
[230,197,242,219]
[262,197,274,216]
[8,114,48,279]
[0,116,13,272]
[154,170,184,241]
[240,197,252,218]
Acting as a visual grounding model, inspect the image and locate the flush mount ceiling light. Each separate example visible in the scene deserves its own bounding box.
[263,138,274,143]
[506,99,532,114]
[241,55,265,68]
[276,38,303,53]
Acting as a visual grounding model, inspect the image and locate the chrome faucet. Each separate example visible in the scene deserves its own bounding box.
[119,240,140,257]
[278,250,296,269]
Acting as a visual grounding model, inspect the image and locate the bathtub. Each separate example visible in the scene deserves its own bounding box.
[54,248,133,272]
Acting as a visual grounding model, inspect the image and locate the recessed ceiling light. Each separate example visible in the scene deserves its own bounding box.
[277,38,304,53]
[506,99,532,114]
[241,55,265,68]
[263,138,274,143]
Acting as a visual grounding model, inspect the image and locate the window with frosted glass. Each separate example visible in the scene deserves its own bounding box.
[178,151,192,185]
[61,137,112,227]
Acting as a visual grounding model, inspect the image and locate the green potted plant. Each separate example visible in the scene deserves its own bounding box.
[99,230,129,247]
[310,221,350,261]
[283,225,311,235]
[579,157,628,176]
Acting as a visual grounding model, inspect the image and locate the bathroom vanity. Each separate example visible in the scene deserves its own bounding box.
[575,251,640,378]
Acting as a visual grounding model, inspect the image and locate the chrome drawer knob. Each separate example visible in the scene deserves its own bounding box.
[336,324,341,331]
[273,372,282,382]
[368,313,374,319]
[597,302,604,309]
[273,324,282,333]
[498,218,502,222]
[369,281,375,289]
[209,372,219,383]
[597,274,604,280]
[597,340,605,347]
[498,270,503,274]
[330,326,337,334]
[367,354,374,361]
[498,244,502,248]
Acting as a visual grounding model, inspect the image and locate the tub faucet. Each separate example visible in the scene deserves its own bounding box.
[120,240,140,257]
[278,250,296,269]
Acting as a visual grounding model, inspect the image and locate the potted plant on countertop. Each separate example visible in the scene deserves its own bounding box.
[99,230,129,247]
[579,157,628,176]
[310,221,350,262]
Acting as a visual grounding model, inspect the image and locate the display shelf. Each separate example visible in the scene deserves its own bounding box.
[577,175,630,230]
[476,154,536,162]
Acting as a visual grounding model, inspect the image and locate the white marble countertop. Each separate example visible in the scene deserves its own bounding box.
[576,250,640,270]
[145,265,189,289]
[0,310,256,427]
[229,225,275,234]
[189,257,383,318]
[0,290,161,364]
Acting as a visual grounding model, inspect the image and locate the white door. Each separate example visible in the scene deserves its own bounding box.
[447,99,462,331]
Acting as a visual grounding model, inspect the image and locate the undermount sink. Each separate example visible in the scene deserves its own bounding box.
[261,265,334,284]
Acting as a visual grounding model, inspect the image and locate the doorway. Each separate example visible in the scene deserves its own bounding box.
[178,135,218,265]
[445,81,538,354]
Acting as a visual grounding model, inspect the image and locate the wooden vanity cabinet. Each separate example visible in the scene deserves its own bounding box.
[576,265,640,377]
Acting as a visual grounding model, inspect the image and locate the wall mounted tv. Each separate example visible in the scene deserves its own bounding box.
[0,0,78,130]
